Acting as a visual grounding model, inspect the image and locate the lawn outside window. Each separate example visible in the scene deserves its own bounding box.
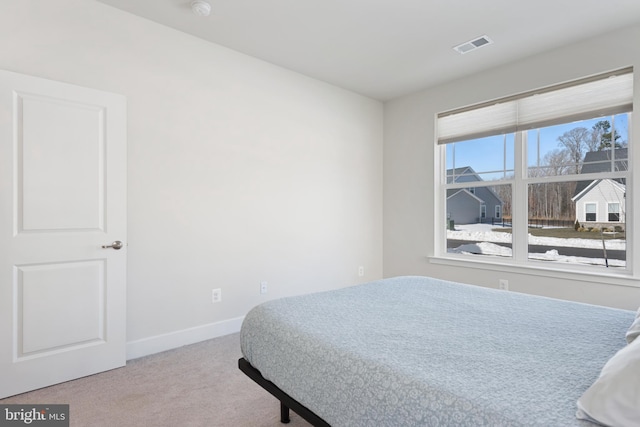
[435,68,633,275]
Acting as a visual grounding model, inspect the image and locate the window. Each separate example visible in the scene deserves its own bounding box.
[437,69,632,273]
[609,203,621,222]
[585,203,597,222]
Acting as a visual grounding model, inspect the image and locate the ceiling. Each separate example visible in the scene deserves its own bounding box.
[97,0,640,101]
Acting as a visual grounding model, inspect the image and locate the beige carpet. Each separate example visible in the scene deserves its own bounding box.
[1,333,312,427]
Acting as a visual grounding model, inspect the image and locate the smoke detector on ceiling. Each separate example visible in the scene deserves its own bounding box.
[453,35,493,54]
[191,0,211,17]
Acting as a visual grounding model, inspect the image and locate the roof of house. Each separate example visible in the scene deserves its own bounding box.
[573,148,628,197]
[572,178,627,202]
[446,166,477,184]
[446,188,485,203]
[446,165,504,204]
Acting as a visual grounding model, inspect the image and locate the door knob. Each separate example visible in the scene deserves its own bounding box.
[102,240,124,250]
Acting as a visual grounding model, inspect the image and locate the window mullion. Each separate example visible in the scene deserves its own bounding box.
[435,141,447,257]
[512,131,528,262]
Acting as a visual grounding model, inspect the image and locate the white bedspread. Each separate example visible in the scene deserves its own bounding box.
[241,276,634,426]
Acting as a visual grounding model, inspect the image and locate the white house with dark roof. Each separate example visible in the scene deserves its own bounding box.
[572,149,627,230]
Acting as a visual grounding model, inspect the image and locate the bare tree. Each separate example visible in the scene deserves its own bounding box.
[544,149,572,176]
[526,148,577,221]
[557,127,590,173]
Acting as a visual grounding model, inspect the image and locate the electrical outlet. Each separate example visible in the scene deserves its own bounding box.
[358,266,364,277]
[212,288,222,303]
[260,281,268,294]
[499,279,509,291]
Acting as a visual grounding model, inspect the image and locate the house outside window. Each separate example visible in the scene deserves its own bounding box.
[446,167,504,225]
[436,68,632,273]
[585,203,597,222]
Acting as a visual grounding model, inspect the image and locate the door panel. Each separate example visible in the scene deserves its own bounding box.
[19,261,105,356]
[19,92,105,231]
[0,70,126,398]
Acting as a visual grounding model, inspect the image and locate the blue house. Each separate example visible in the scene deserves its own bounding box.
[446,166,504,225]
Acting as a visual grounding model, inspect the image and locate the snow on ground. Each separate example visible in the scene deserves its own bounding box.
[447,223,626,267]
[448,223,625,250]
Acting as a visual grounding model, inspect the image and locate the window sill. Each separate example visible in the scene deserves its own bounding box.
[428,254,640,288]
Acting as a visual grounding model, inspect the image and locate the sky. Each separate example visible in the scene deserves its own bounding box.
[446,113,630,180]
[448,223,625,268]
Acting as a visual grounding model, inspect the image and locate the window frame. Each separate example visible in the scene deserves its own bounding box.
[432,69,637,282]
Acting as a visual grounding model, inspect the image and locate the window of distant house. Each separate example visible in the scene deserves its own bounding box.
[437,68,633,273]
[585,203,597,222]
[608,203,621,222]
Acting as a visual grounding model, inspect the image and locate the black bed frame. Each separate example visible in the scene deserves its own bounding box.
[238,358,331,426]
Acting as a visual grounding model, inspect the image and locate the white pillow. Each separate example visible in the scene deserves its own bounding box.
[576,338,640,426]
[625,307,640,344]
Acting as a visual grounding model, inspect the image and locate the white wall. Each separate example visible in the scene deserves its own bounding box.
[384,24,640,310]
[0,0,383,357]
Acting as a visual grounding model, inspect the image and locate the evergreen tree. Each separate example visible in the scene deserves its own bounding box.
[591,120,623,150]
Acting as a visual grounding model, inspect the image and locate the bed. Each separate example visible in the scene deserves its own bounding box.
[239,276,639,426]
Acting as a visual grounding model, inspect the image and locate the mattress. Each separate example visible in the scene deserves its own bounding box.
[240,276,634,426]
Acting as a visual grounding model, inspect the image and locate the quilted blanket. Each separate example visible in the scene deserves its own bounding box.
[241,276,634,426]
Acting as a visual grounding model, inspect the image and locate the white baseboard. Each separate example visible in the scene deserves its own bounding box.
[126,316,245,360]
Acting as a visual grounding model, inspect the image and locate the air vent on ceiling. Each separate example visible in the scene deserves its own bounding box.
[453,35,493,54]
